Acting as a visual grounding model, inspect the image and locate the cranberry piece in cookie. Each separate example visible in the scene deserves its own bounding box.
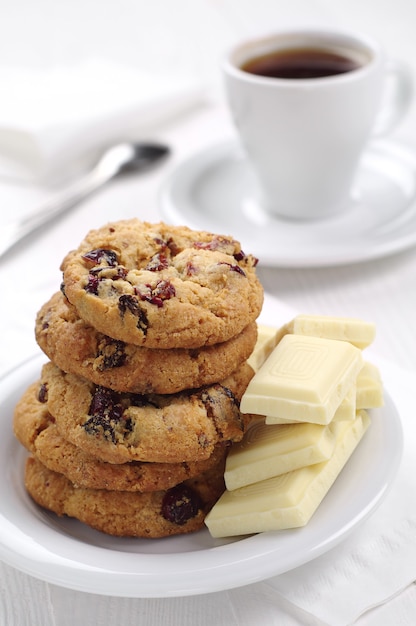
[161,484,202,525]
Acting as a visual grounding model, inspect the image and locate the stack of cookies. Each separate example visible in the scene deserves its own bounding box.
[13,219,264,538]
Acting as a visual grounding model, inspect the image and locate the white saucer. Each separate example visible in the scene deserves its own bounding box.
[160,139,416,267]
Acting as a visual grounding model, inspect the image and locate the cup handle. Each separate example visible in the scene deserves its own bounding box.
[372,59,413,136]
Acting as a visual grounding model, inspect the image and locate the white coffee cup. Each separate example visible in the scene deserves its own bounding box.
[223,27,413,220]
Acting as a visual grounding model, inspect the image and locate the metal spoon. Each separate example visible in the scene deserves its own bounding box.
[0,142,170,260]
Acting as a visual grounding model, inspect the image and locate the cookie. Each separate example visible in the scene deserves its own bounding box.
[14,383,228,492]
[25,456,225,538]
[35,291,258,394]
[60,219,263,349]
[41,360,254,464]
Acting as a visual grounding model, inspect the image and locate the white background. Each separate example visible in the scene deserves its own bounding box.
[0,1,415,624]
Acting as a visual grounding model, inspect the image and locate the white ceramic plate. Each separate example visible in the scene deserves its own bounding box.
[0,350,403,597]
[160,139,416,267]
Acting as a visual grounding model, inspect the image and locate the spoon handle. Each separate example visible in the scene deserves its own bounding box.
[0,142,169,260]
[0,168,115,260]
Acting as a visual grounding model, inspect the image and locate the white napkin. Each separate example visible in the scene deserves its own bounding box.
[0,59,205,183]
[253,358,416,625]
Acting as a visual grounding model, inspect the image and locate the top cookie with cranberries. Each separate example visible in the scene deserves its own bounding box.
[60,219,263,349]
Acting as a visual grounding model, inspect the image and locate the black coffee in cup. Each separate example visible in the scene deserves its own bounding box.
[241,47,362,79]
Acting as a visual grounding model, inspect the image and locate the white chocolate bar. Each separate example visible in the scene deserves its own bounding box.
[262,359,383,422]
[331,383,357,420]
[263,384,357,425]
[224,419,337,491]
[287,314,376,349]
[240,334,363,424]
[205,411,371,538]
[247,324,284,372]
[356,361,384,409]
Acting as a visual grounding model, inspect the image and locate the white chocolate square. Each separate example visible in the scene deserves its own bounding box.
[263,384,357,425]
[247,324,284,372]
[225,419,337,491]
[240,334,363,424]
[356,361,384,408]
[287,314,376,348]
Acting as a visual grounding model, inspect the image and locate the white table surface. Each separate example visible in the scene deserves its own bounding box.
[0,1,416,624]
